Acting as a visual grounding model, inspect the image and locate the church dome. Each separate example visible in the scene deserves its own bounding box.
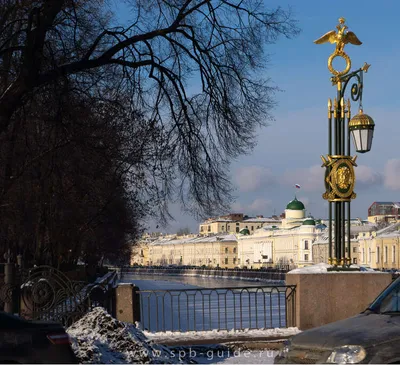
[302,218,316,226]
[286,197,305,211]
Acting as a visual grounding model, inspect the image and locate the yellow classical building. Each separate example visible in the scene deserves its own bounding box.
[133,197,331,269]
[312,223,376,265]
[146,234,238,268]
[199,213,281,235]
[358,223,400,270]
[131,242,150,266]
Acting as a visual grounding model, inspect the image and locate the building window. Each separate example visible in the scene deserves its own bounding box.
[352,247,357,253]
[393,246,396,264]
[222,226,225,231]
[233,247,237,253]
[228,225,230,231]
[251,226,254,231]
[225,258,228,264]
[208,226,211,232]
[377,247,380,264]
[225,247,228,254]
[353,258,357,264]
[236,223,239,226]
[236,227,239,233]
[201,226,204,232]
[304,254,309,261]
[385,246,388,263]
[245,226,248,229]
[233,258,237,264]
[304,240,309,250]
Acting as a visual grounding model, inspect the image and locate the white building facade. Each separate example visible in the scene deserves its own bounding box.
[237,198,326,268]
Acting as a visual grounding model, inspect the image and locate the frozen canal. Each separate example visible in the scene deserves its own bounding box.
[120,273,290,333]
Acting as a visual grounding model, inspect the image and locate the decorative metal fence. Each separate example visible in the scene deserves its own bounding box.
[20,266,118,326]
[0,265,118,326]
[137,285,296,333]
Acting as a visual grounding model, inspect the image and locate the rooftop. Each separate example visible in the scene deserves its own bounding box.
[149,234,237,246]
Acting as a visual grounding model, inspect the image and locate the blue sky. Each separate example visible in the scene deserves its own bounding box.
[117,1,400,233]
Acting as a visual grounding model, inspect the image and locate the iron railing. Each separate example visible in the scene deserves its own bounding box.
[137,285,296,333]
[19,267,118,326]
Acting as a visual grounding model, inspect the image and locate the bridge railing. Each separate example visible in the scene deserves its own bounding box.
[136,285,296,333]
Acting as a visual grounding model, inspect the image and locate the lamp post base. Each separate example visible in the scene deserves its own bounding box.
[328,257,352,268]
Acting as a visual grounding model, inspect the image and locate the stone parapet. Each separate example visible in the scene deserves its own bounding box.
[286,272,392,330]
[115,284,140,324]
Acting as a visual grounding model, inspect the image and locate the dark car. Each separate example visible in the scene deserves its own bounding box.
[275,277,400,364]
[0,311,78,364]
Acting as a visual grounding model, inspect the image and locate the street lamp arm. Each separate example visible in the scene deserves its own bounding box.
[339,68,363,103]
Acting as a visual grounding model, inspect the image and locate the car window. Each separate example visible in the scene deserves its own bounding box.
[380,287,400,313]
[369,278,400,313]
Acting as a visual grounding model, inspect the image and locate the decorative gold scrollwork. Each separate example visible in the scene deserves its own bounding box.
[321,155,357,202]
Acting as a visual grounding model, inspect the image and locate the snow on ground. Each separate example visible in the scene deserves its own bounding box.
[288,262,381,274]
[288,263,332,274]
[67,308,291,364]
[67,307,194,364]
[144,327,300,343]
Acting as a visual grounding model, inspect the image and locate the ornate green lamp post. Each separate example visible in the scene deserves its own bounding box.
[315,18,375,266]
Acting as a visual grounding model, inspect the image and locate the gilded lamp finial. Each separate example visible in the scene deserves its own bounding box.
[314,18,362,77]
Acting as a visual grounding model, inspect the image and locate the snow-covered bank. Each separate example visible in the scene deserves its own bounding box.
[67,308,298,364]
[145,327,300,344]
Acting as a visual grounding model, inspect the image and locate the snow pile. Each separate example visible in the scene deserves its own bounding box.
[288,263,332,274]
[288,263,384,274]
[145,327,300,344]
[67,307,194,364]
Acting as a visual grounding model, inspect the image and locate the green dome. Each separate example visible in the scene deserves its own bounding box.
[303,218,316,226]
[239,228,250,235]
[286,197,305,211]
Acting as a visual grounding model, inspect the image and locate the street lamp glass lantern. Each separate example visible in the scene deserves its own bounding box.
[348,110,375,153]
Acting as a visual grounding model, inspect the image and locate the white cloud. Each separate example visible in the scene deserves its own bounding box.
[282,165,324,192]
[234,166,275,192]
[356,165,382,188]
[384,159,400,190]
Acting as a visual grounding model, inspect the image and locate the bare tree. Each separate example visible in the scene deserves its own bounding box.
[0,0,299,220]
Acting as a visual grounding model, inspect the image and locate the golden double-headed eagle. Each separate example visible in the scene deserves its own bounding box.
[314,17,362,55]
